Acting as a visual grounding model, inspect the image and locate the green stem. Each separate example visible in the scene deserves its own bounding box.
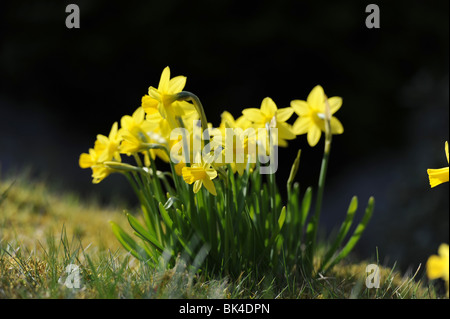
[175,91,211,159]
[175,91,209,133]
[307,99,333,274]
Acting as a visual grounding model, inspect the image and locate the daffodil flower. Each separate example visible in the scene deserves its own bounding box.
[291,85,344,147]
[216,111,256,175]
[426,243,449,295]
[242,97,296,147]
[427,141,449,188]
[142,66,195,129]
[182,153,218,195]
[79,122,122,183]
[119,107,157,154]
[219,111,252,132]
[79,146,100,170]
[94,122,122,163]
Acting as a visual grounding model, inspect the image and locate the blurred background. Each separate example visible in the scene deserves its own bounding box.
[0,0,448,273]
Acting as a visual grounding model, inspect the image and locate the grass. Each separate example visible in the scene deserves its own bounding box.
[0,173,442,299]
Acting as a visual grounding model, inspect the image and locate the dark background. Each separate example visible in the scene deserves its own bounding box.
[0,0,448,273]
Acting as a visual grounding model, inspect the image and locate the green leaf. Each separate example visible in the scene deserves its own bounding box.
[324,196,375,273]
[301,187,313,227]
[173,229,194,257]
[126,214,164,252]
[287,149,301,190]
[110,221,148,260]
[321,196,358,270]
[301,186,313,245]
[158,202,174,230]
[278,206,286,230]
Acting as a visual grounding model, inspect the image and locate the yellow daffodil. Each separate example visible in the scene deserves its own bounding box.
[182,153,218,195]
[219,111,252,132]
[426,243,449,295]
[216,111,256,175]
[242,97,296,147]
[79,147,100,170]
[93,122,122,163]
[142,66,195,129]
[291,85,344,147]
[119,107,157,154]
[91,165,116,184]
[427,141,449,188]
[79,122,122,183]
[174,161,186,176]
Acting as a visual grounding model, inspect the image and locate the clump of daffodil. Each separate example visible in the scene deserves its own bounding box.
[426,243,449,296]
[80,66,377,282]
[182,153,218,195]
[141,66,195,130]
[79,122,122,183]
[242,97,296,147]
[427,141,449,188]
[291,85,344,147]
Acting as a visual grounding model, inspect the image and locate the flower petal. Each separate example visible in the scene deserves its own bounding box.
[242,108,266,123]
[169,75,187,93]
[193,180,202,193]
[307,124,322,147]
[327,96,342,114]
[307,85,325,110]
[79,153,94,168]
[293,117,311,135]
[290,100,310,116]
[141,95,159,115]
[202,177,217,196]
[277,121,296,140]
[148,87,161,100]
[276,107,294,122]
[445,141,449,164]
[120,115,133,131]
[260,97,277,118]
[427,167,449,188]
[109,122,119,139]
[133,107,145,123]
[330,116,344,134]
[438,243,449,259]
[427,255,446,280]
[158,67,170,92]
[205,167,218,180]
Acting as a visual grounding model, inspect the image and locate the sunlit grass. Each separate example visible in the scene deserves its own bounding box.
[0,173,126,252]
